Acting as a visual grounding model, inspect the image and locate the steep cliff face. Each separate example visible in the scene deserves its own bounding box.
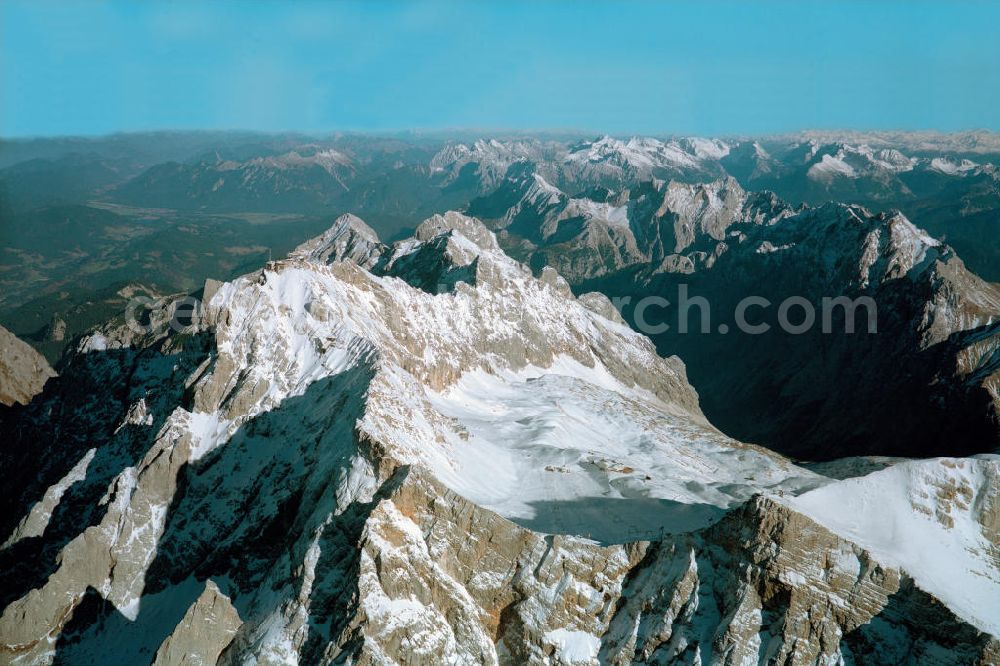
[1,215,998,665]
[341,466,1000,665]
[596,202,1000,459]
[0,324,55,406]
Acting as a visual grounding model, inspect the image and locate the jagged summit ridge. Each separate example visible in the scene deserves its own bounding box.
[2,212,999,663]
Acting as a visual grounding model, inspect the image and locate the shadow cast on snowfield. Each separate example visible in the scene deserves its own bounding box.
[515,496,727,545]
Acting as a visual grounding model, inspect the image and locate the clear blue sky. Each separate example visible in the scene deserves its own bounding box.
[2,1,998,138]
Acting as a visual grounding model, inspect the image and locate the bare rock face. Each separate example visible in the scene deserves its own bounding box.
[576,291,624,324]
[323,467,1000,665]
[152,581,241,666]
[288,213,385,269]
[0,324,56,406]
[651,177,785,254]
[1,215,998,664]
[415,210,501,251]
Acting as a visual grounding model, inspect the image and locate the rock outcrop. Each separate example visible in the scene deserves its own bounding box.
[288,213,385,269]
[0,324,56,406]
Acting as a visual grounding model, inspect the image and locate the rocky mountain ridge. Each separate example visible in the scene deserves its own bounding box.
[1,214,999,663]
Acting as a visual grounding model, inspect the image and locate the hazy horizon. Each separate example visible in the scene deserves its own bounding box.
[4,126,1000,143]
[3,0,999,139]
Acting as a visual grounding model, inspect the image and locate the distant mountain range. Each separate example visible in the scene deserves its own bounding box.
[4,130,997,275]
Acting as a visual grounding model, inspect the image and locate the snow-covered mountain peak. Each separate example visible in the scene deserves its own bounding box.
[764,203,946,288]
[663,174,743,198]
[527,172,564,204]
[806,143,916,182]
[188,217,856,550]
[884,209,942,266]
[559,135,732,188]
[651,176,795,253]
[929,156,981,175]
[187,220,743,530]
[870,146,914,169]
[428,138,555,190]
[377,212,517,293]
[219,147,354,176]
[660,176,744,219]
[679,136,731,160]
[567,135,698,171]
